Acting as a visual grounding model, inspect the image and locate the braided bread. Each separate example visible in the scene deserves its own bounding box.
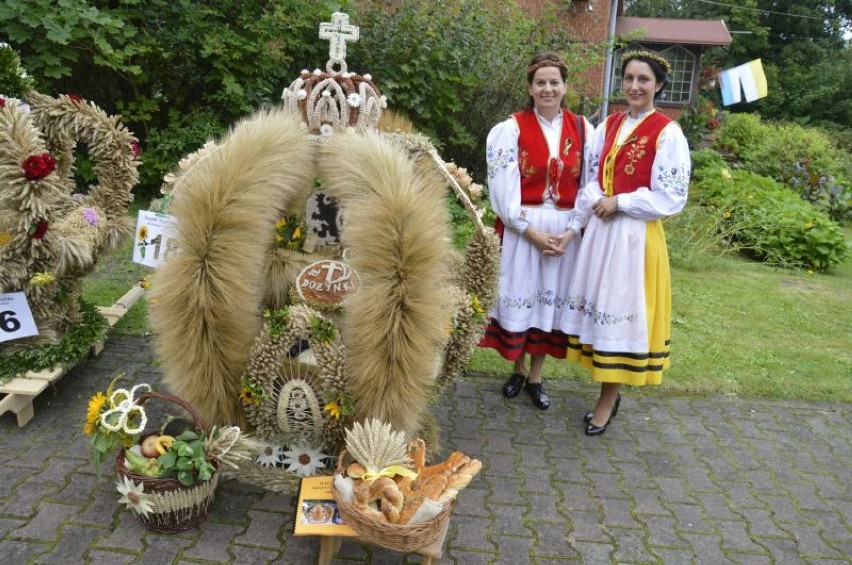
[354,477,405,523]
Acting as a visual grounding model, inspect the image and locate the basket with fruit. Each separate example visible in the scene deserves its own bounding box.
[85,378,252,533]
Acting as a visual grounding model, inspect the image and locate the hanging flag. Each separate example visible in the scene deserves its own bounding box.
[719,59,768,106]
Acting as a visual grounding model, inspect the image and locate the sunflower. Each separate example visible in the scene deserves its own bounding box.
[324,400,341,420]
[137,225,148,241]
[84,392,107,435]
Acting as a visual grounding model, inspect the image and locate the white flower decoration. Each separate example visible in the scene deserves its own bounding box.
[341,72,351,79]
[363,73,372,81]
[116,476,154,517]
[319,124,334,138]
[380,95,388,108]
[321,90,331,98]
[301,69,309,75]
[256,443,284,468]
[296,89,307,100]
[347,93,361,108]
[313,68,322,76]
[99,383,151,435]
[283,443,329,477]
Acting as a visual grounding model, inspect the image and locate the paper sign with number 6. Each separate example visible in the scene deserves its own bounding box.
[0,292,39,343]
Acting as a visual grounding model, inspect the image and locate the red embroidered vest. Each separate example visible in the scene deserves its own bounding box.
[599,111,672,196]
[513,109,583,210]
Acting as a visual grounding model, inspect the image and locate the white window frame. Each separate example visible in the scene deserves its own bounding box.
[610,44,697,105]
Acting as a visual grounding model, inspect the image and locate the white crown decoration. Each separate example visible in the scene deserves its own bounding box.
[281,12,387,135]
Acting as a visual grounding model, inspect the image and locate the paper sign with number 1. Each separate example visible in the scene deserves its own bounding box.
[0,292,39,343]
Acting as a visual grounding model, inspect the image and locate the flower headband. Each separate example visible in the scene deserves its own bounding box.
[620,50,672,74]
[527,60,567,75]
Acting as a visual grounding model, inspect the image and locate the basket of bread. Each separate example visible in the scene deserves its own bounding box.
[331,419,481,552]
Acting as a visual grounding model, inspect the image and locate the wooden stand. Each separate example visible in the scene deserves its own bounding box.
[317,515,451,565]
[0,285,144,426]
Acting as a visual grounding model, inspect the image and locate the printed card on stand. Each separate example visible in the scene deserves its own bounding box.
[0,292,39,343]
[132,210,177,267]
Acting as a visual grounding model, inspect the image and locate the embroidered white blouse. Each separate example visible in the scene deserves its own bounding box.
[579,112,691,223]
[486,110,594,235]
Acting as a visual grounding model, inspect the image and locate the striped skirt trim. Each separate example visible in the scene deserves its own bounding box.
[479,319,568,361]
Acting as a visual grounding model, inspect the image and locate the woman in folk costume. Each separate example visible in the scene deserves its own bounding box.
[480,52,593,410]
[559,50,690,435]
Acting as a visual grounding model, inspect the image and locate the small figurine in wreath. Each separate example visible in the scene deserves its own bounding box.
[84,375,256,532]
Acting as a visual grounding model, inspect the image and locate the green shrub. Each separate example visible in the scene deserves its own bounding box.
[689,148,727,180]
[757,125,844,181]
[715,113,851,221]
[714,112,768,159]
[695,169,849,271]
[782,160,852,224]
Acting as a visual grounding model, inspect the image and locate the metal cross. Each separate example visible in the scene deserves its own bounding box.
[319,12,359,73]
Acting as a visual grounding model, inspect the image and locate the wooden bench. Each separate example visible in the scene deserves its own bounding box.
[0,285,145,426]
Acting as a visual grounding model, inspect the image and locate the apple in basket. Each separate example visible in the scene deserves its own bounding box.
[140,433,175,458]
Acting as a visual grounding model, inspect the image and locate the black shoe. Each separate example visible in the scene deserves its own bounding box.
[526,381,550,410]
[584,394,621,436]
[583,394,621,423]
[502,373,526,398]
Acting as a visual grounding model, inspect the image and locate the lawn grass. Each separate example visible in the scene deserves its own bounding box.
[81,225,151,336]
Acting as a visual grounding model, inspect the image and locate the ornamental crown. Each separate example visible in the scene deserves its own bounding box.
[281,12,386,135]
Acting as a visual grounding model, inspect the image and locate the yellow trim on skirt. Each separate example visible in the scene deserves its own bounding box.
[567,220,671,385]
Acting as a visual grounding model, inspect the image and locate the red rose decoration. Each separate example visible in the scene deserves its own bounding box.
[130,141,141,159]
[29,220,50,240]
[68,94,83,103]
[0,97,6,108]
[22,153,57,180]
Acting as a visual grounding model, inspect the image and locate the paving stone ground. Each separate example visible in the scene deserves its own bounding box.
[0,335,849,564]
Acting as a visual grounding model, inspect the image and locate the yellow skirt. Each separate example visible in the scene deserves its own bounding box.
[567,220,671,385]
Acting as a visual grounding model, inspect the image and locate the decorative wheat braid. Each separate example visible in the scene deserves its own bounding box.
[436,227,501,388]
[229,459,303,494]
[145,474,219,518]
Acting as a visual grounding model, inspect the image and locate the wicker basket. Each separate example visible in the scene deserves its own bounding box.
[330,451,454,552]
[114,391,219,533]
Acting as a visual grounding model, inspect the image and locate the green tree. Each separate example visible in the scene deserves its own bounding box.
[1,0,344,198]
[351,0,603,179]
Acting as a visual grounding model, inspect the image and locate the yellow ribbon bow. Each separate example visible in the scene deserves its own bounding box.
[351,465,418,482]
